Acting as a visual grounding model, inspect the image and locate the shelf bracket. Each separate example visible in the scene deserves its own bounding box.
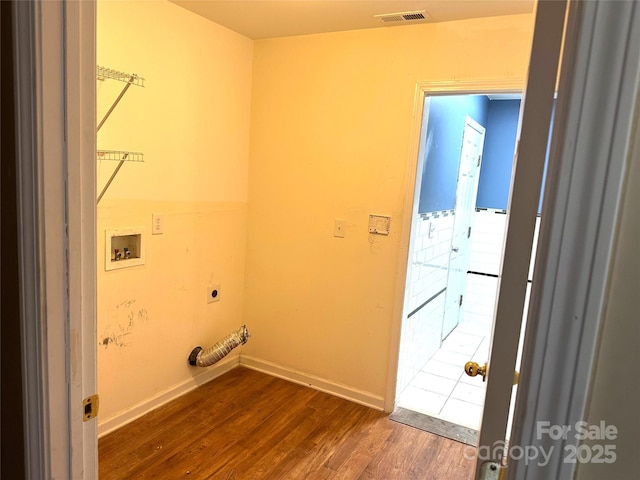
[96,66,145,205]
[97,78,133,132]
[96,66,144,132]
[97,152,128,205]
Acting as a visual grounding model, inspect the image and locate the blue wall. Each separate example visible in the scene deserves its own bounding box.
[476,99,521,210]
[419,96,552,214]
[475,99,552,213]
[538,102,554,213]
[418,95,489,213]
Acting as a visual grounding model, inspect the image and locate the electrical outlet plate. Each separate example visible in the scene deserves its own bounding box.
[152,213,164,235]
[207,284,221,303]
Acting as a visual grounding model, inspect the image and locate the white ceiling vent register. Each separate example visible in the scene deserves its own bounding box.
[374,10,429,23]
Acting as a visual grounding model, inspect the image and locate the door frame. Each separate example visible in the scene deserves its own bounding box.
[15,0,640,477]
[387,79,522,412]
[388,3,640,479]
[13,0,97,477]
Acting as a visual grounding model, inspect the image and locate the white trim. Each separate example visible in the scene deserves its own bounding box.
[413,79,523,95]
[15,1,98,476]
[39,2,71,478]
[241,356,385,411]
[98,356,240,437]
[99,354,385,437]
[510,2,640,479]
[386,78,523,412]
[64,0,98,476]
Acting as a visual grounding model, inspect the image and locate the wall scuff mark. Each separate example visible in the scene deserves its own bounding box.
[100,299,149,348]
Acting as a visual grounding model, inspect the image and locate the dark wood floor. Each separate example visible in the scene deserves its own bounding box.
[99,367,475,479]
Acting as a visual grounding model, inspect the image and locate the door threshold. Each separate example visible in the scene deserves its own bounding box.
[390,407,478,446]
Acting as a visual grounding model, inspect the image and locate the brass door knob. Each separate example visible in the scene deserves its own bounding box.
[464,361,520,385]
[464,361,487,381]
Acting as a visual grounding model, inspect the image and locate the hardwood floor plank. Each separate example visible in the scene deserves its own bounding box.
[100,369,282,478]
[433,438,476,480]
[358,426,431,479]
[324,409,396,474]
[99,367,475,480]
[124,377,301,478]
[227,393,343,479]
[266,404,377,479]
[196,397,319,477]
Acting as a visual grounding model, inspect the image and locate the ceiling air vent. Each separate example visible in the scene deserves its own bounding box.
[374,10,429,23]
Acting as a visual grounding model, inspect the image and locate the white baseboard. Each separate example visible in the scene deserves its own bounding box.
[239,355,385,411]
[99,354,386,437]
[97,355,239,437]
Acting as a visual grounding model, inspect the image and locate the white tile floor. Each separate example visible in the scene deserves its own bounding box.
[397,274,497,430]
[396,210,538,432]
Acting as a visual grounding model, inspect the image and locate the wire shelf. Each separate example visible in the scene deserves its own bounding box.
[96,66,145,87]
[97,150,144,162]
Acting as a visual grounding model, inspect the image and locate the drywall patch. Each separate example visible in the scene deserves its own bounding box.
[368,234,382,254]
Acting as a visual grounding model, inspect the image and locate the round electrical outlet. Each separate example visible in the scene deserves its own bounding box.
[207,284,221,303]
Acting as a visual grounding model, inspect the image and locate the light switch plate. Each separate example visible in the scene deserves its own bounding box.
[334,219,346,238]
[368,214,390,235]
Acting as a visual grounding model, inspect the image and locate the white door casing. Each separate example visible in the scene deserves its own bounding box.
[387,79,522,412]
[14,0,98,477]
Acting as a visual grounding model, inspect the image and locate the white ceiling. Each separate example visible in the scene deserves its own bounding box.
[170,0,534,40]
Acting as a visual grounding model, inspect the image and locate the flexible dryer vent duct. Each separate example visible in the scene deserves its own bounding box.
[189,325,250,367]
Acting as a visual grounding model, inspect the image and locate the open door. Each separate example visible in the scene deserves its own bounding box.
[463,1,569,477]
[442,117,486,339]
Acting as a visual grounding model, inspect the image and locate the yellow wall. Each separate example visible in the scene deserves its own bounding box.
[98,1,535,430]
[243,15,533,400]
[97,2,252,203]
[97,1,252,430]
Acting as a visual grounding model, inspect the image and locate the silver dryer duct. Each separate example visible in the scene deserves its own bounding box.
[189,325,250,367]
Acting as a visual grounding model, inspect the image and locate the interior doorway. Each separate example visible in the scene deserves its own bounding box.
[393,92,542,444]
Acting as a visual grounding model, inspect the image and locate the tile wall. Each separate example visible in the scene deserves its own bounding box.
[397,210,455,395]
[397,208,541,430]
[468,209,507,275]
